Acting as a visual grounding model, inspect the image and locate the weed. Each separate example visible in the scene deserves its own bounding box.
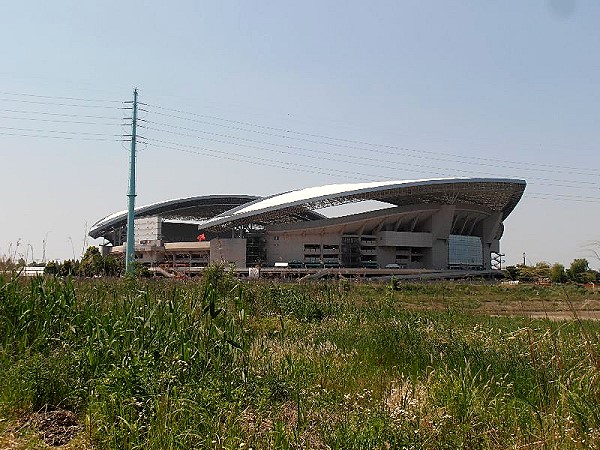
[1,273,599,448]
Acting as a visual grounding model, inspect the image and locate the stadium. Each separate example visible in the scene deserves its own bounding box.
[89,178,526,275]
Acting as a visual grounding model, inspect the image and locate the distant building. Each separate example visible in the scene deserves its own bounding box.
[89,178,525,272]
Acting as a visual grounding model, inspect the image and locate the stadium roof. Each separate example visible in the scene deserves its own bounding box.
[89,178,526,241]
[89,194,328,240]
[198,178,526,230]
[89,195,260,239]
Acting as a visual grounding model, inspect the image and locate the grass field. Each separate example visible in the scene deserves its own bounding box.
[1,269,599,449]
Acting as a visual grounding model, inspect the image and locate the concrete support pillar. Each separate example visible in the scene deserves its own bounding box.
[378,247,396,267]
[426,205,455,270]
[481,212,502,270]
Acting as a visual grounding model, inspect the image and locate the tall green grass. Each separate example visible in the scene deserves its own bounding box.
[1,272,599,448]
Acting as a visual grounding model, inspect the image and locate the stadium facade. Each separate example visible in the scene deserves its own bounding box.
[89,178,526,272]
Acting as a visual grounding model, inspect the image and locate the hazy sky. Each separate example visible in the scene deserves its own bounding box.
[1,0,599,267]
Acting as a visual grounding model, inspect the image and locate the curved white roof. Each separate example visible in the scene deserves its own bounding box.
[89,195,260,239]
[230,180,395,216]
[199,177,526,230]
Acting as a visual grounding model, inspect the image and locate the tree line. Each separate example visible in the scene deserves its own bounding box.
[43,246,124,277]
[504,258,599,284]
[3,245,598,283]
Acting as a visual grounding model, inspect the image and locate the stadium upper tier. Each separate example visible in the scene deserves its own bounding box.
[197,178,526,230]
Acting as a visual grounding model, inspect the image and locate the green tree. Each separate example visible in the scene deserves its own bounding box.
[503,265,520,281]
[103,254,124,277]
[567,258,590,283]
[44,261,58,275]
[589,269,600,283]
[549,263,567,283]
[58,260,78,277]
[516,265,536,282]
[44,249,124,278]
[533,262,551,279]
[79,246,103,277]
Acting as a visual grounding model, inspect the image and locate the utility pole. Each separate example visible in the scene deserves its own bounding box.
[42,231,49,264]
[125,88,138,274]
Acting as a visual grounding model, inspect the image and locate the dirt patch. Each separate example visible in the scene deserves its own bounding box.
[475,298,600,321]
[239,407,274,437]
[28,409,82,447]
[490,310,600,321]
[402,296,600,321]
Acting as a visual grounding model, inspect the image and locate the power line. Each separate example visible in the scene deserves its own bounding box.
[143,126,490,179]
[144,125,600,191]
[145,126,410,172]
[527,192,600,201]
[0,115,123,126]
[144,102,600,175]
[147,140,383,181]
[0,97,123,109]
[145,109,599,178]
[0,108,124,120]
[525,194,600,204]
[1,100,589,189]
[147,139,600,204]
[0,91,123,103]
[0,125,122,137]
[2,90,597,205]
[0,131,122,141]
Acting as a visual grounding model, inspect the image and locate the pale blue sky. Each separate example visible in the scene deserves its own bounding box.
[1,1,599,266]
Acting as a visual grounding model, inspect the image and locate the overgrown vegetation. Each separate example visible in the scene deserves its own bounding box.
[1,270,599,448]
[504,258,599,284]
[43,246,124,277]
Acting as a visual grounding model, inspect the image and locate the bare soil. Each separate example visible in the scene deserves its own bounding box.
[21,409,81,447]
[401,294,600,321]
[476,298,600,321]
